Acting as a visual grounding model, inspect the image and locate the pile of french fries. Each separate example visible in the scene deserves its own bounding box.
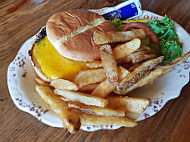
[35,29,190,134]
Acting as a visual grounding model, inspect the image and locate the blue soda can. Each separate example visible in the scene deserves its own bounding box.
[91,0,143,20]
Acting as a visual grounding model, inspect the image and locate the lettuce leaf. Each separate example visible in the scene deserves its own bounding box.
[149,15,183,62]
[160,39,182,62]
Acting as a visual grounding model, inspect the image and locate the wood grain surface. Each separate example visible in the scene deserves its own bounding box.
[0,0,190,142]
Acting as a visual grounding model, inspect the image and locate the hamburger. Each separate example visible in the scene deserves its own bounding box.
[30,9,116,82]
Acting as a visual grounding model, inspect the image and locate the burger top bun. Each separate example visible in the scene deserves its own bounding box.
[46,9,116,61]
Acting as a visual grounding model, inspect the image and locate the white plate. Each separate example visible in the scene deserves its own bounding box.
[7,10,190,131]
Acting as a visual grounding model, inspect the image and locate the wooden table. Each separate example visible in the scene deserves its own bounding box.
[0,0,190,141]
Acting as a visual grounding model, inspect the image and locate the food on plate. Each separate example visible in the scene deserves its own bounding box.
[93,29,146,44]
[132,53,156,64]
[160,51,190,67]
[35,85,81,133]
[91,79,115,98]
[117,66,130,82]
[116,56,164,94]
[78,113,137,127]
[54,89,108,107]
[122,22,160,45]
[113,38,141,60]
[114,69,164,95]
[68,102,126,117]
[74,68,106,87]
[116,15,183,63]
[50,79,79,91]
[107,96,149,113]
[30,9,116,81]
[34,77,49,86]
[120,51,156,64]
[46,10,116,61]
[31,8,190,134]
[31,36,88,81]
[86,61,103,68]
[91,66,130,98]
[78,83,99,93]
[127,63,141,72]
[148,16,182,63]
[100,44,118,85]
[111,18,150,31]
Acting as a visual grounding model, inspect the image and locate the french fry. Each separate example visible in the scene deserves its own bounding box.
[93,29,146,44]
[78,83,99,93]
[79,113,137,127]
[68,102,125,117]
[91,66,130,98]
[91,79,115,98]
[119,50,155,64]
[139,45,152,53]
[113,38,141,60]
[155,66,174,76]
[35,85,80,134]
[127,63,141,72]
[162,67,174,75]
[160,51,190,67]
[114,69,164,95]
[86,61,103,69]
[125,111,140,120]
[34,77,49,86]
[116,56,164,94]
[50,79,78,91]
[54,89,108,107]
[117,66,130,82]
[107,96,149,113]
[119,51,148,63]
[100,44,118,85]
[120,63,133,69]
[74,68,106,87]
[132,54,156,64]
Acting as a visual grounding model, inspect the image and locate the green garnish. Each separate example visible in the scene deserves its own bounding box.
[111,18,149,31]
[111,18,126,31]
[111,15,183,63]
[149,15,183,62]
[148,15,178,41]
[160,39,182,62]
